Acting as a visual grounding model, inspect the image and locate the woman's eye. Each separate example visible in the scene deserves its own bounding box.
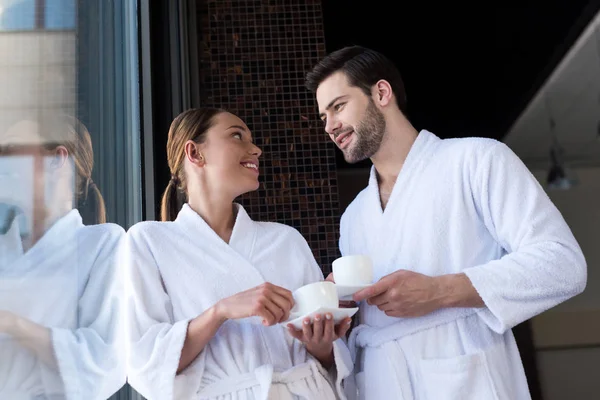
[232,132,243,140]
[334,103,345,111]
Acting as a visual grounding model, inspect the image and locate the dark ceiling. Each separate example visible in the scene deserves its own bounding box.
[321,0,600,167]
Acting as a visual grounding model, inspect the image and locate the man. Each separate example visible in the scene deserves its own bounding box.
[306,46,587,399]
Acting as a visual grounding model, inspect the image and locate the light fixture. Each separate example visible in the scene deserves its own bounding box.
[547,144,576,190]
[544,101,576,190]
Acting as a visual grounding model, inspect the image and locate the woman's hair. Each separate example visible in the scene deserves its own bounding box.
[54,116,106,224]
[65,117,106,224]
[160,107,226,222]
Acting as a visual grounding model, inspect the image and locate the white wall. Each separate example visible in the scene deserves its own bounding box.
[528,166,600,400]
[536,347,600,400]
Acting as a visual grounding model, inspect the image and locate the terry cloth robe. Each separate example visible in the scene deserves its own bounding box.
[125,203,353,400]
[340,130,587,400]
[0,209,126,399]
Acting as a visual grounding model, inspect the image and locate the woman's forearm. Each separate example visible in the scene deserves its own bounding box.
[177,305,226,374]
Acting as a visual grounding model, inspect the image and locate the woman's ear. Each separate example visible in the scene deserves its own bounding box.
[50,145,69,169]
[184,140,205,167]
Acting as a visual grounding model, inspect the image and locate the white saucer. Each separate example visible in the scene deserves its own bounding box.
[335,283,372,300]
[281,306,359,330]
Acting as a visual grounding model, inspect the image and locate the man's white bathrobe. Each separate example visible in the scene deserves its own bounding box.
[125,203,353,400]
[0,209,126,399]
[341,130,587,400]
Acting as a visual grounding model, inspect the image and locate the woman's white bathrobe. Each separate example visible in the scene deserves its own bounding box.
[341,130,587,400]
[125,203,353,400]
[0,209,126,399]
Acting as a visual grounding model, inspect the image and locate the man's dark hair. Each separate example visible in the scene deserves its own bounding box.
[306,46,407,113]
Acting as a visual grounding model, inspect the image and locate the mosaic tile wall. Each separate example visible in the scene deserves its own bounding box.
[197,0,340,272]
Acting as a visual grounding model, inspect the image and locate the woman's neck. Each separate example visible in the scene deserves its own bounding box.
[187,192,236,243]
[23,205,71,251]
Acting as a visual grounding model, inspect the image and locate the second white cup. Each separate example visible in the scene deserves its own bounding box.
[332,255,373,286]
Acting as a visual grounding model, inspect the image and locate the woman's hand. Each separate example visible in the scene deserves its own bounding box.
[180,283,293,373]
[215,282,294,326]
[287,313,352,369]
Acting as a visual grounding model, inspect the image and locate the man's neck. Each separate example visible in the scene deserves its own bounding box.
[371,115,419,185]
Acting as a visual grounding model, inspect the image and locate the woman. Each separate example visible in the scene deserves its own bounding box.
[0,115,125,399]
[125,108,354,400]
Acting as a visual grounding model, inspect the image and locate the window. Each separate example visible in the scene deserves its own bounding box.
[0,0,76,31]
[0,0,141,398]
[0,0,35,31]
[45,0,76,30]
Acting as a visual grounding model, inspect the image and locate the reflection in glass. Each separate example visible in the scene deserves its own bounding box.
[45,0,76,30]
[0,0,35,31]
[0,115,125,399]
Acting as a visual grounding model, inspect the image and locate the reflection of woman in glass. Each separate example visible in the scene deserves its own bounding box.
[0,115,125,399]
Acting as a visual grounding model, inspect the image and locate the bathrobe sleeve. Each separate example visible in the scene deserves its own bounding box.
[51,224,127,400]
[124,225,196,400]
[292,228,355,399]
[463,142,587,333]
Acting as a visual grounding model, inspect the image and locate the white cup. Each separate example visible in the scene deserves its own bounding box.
[332,255,373,286]
[290,281,338,316]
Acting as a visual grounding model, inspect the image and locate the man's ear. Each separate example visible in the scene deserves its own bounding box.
[373,79,393,107]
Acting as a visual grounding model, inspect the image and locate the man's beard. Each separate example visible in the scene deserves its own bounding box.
[343,99,386,164]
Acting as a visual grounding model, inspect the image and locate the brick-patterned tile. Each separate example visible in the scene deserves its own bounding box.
[198,0,339,273]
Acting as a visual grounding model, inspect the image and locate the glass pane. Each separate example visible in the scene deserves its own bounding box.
[0,0,35,31]
[45,0,76,30]
[0,0,140,398]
